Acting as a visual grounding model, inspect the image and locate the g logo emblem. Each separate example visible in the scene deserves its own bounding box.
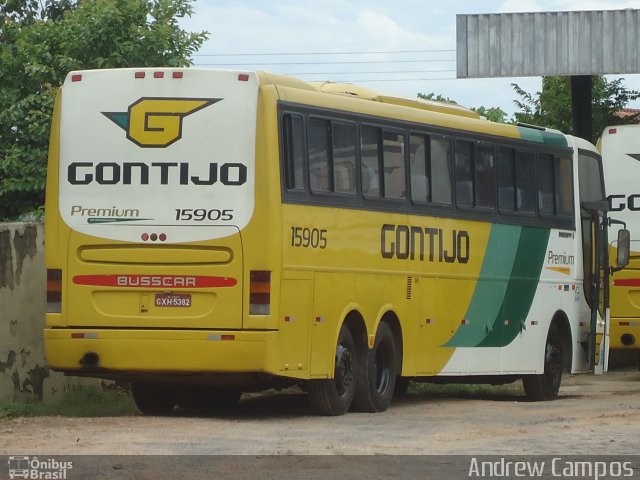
[103,97,220,148]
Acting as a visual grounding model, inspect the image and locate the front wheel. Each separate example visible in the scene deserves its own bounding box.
[307,324,357,416]
[523,325,564,401]
[352,322,397,412]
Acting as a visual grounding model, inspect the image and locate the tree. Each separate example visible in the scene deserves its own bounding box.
[512,76,640,142]
[0,0,208,220]
[417,92,508,124]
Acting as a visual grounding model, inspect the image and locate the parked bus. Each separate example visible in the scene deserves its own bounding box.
[44,69,627,415]
[599,125,640,356]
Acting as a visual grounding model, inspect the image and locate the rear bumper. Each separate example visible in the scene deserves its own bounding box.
[44,328,278,377]
[609,320,640,349]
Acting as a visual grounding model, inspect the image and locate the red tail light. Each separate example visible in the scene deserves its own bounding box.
[47,269,62,313]
[249,271,270,315]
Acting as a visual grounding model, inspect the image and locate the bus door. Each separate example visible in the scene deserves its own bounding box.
[582,202,610,373]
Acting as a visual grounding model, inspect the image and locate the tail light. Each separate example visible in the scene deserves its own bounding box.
[249,271,270,315]
[47,269,62,313]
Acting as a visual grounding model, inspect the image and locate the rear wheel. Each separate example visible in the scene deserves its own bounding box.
[523,325,564,401]
[353,322,397,412]
[308,325,357,416]
[131,382,176,415]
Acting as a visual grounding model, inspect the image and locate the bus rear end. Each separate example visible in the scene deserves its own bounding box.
[600,125,640,351]
[44,69,275,408]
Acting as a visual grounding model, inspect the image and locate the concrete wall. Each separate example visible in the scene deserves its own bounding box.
[0,222,95,402]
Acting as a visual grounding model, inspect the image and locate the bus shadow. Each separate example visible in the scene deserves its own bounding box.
[166,385,581,419]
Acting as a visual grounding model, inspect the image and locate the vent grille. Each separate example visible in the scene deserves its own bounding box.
[406,276,413,300]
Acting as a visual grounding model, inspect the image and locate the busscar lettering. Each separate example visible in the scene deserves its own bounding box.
[68,162,247,186]
[381,224,470,263]
[117,276,196,287]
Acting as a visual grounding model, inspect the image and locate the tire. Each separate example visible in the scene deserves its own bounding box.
[308,324,357,416]
[131,382,176,415]
[352,322,397,412]
[523,325,564,401]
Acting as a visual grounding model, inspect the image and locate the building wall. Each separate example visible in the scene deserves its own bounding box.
[0,222,96,402]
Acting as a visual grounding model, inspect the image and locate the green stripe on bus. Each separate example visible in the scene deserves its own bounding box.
[444,224,521,348]
[517,126,568,147]
[477,226,550,347]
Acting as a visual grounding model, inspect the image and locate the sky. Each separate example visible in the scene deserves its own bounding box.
[181,0,640,118]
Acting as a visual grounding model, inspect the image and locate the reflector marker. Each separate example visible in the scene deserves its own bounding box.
[135,72,145,79]
[154,72,164,78]
[208,334,235,341]
[504,320,512,326]
[238,73,250,81]
[173,72,183,79]
[71,74,82,82]
[461,319,469,325]
[314,316,325,324]
[531,320,539,326]
[71,333,98,339]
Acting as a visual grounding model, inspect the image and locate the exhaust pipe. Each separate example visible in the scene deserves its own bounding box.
[81,352,100,367]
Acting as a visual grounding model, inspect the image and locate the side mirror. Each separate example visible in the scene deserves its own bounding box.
[616,228,630,269]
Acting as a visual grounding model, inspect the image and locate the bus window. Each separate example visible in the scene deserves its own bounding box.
[431,136,453,205]
[455,140,474,207]
[475,145,496,209]
[555,156,574,217]
[497,147,516,212]
[383,131,405,199]
[282,114,305,191]
[409,134,429,204]
[516,151,536,213]
[537,153,555,215]
[308,118,332,193]
[361,126,382,197]
[332,122,356,194]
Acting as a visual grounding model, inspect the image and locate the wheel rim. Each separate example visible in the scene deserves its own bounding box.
[544,339,562,391]
[335,343,354,397]
[374,342,391,394]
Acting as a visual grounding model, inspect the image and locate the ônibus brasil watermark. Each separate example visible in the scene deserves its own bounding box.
[8,457,72,480]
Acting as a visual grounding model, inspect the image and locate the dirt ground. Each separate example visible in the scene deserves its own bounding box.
[1,368,640,457]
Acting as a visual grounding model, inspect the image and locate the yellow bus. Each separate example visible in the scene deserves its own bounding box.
[44,68,626,415]
[600,125,640,356]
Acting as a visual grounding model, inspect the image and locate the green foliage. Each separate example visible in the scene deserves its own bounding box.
[512,76,640,142]
[0,384,136,418]
[418,92,508,124]
[471,106,508,124]
[417,92,459,104]
[0,0,208,220]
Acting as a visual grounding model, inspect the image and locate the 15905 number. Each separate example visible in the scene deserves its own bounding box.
[175,209,234,221]
[290,227,327,249]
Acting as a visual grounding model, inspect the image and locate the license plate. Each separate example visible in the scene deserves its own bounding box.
[155,293,191,307]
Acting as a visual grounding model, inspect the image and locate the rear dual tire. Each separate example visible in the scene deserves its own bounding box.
[308,322,397,415]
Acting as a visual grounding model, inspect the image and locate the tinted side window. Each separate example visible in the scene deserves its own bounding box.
[383,131,406,199]
[361,126,382,197]
[497,147,516,212]
[333,122,356,194]
[455,140,474,207]
[409,134,429,203]
[538,153,555,215]
[516,151,536,213]
[282,114,305,191]
[431,136,453,205]
[308,118,331,193]
[555,156,573,217]
[475,145,496,209]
